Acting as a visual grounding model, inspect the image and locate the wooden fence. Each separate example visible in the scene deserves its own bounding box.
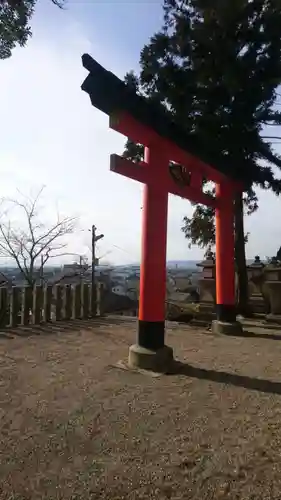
[0,283,104,328]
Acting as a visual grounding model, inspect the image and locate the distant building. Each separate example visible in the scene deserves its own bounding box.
[126,274,140,295]
[112,284,127,296]
[173,276,192,291]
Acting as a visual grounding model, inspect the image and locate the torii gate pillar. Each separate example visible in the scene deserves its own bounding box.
[128,146,173,372]
[212,182,242,335]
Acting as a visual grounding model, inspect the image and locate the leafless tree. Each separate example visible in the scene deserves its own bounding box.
[0,187,77,286]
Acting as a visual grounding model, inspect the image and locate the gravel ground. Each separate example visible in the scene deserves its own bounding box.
[1,317,281,499]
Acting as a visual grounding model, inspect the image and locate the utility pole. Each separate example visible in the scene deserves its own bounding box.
[79,255,83,285]
[91,225,104,316]
[40,254,44,287]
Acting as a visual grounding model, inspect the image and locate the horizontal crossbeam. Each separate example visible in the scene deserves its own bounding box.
[110,113,242,195]
[110,155,148,184]
[109,113,219,184]
[110,154,217,208]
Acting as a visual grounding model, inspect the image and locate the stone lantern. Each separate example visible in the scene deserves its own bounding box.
[247,255,265,296]
[264,258,281,322]
[197,251,216,312]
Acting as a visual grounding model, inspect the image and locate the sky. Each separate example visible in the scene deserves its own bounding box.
[0,0,281,265]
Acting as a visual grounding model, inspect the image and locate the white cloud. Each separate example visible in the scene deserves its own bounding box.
[0,8,279,267]
[245,187,281,259]
[0,14,198,265]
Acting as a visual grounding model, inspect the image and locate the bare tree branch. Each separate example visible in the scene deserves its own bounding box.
[0,187,78,286]
[262,136,281,140]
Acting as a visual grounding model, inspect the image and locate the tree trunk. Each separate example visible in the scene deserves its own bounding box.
[234,193,251,316]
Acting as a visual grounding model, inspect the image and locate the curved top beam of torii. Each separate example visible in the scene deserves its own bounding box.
[81,53,244,197]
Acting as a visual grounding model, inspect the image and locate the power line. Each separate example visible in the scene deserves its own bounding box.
[105,241,137,261]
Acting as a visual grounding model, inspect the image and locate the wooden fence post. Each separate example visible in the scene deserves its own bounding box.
[63,285,72,321]
[89,284,92,317]
[0,288,8,328]
[54,285,63,321]
[91,282,97,317]
[43,285,52,323]
[73,284,82,319]
[10,287,21,327]
[21,287,32,325]
[82,284,90,319]
[97,283,105,316]
[32,286,43,325]
[96,283,100,316]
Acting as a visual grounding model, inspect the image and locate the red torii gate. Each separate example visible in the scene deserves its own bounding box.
[81,54,244,372]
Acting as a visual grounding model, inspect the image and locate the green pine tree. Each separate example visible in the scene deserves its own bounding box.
[0,0,65,59]
[124,0,281,315]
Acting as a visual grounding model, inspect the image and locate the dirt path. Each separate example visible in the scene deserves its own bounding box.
[1,317,281,499]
